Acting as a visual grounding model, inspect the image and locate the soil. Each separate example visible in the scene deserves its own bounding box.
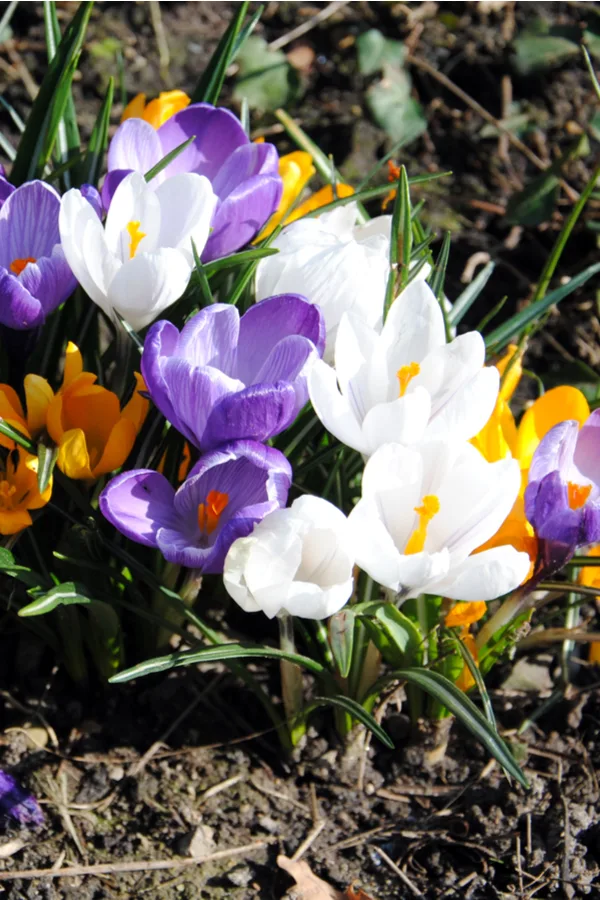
[1,1,600,898]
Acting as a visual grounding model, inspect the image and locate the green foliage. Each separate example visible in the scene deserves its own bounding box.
[366,66,427,145]
[357,28,406,76]
[233,36,302,112]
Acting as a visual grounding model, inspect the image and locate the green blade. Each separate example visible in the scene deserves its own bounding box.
[191,1,249,105]
[309,695,393,749]
[81,76,114,187]
[43,0,81,187]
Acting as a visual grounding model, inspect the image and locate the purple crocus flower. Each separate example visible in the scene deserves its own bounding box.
[0,164,15,209]
[101,103,282,262]
[141,294,325,452]
[100,440,292,573]
[0,181,76,329]
[0,770,44,827]
[525,410,600,574]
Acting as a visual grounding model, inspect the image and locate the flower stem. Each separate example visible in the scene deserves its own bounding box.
[474,586,528,652]
[278,613,306,746]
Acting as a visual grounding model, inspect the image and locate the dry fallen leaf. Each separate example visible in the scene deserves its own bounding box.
[278,857,378,900]
[0,838,27,859]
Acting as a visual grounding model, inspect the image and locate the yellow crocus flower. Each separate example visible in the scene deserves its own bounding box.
[0,450,52,535]
[445,601,487,692]
[121,90,190,129]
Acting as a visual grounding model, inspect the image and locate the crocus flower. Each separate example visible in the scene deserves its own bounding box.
[31,342,149,481]
[223,495,354,619]
[256,203,391,360]
[309,279,499,456]
[0,164,15,209]
[59,171,216,331]
[0,770,44,826]
[0,181,76,330]
[103,103,282,261]
[348,441,530,601]
[141,294,325,452]
[121,90,191,128]
[255,150,354,241]
[0,448,52,535]
[445,601,487,691]
[100,440,291,573]
[525,410,600,573]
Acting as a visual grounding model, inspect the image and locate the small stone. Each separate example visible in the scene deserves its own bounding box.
[226,864,253,887]
[109,766,125,782]
[257,814,280,834]
[178,823,215,858]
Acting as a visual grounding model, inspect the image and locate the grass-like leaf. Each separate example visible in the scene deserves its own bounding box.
[203,245,278,277]
[36,441,58,494]
[81,76,114,187]
[449,261,495,326]
[19,581,93,616]
[0,420,35,453]
[191,1,250,105]
[44,0,81,188]
[144,135,196,183]
[309,695,393,748]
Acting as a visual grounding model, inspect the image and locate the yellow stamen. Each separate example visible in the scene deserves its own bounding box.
[127,221,146,259]
[197,490,229,536]
[382,160,401,210]
[568,481,592,510]
[10,257,36,276]
[397,362,420,397]
[405,494,440,555]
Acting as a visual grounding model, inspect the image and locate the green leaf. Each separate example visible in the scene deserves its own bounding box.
[449,261,495,326]
[81,76,114,187]
[0,547,16,568]
[11,1,93,185]
[512,26,579,75]
[485,260,600,351]
[360,603,423,669]
[144,135,196,183]
[357,28,406,76]
[0,421,35,454]
[504,168,560,227]
[83,602,123,679]
[203,245,279,276]
[309,695,393,748]
[451,633,497,729]
[109,641,327,683]
[37,440,58,494]
[366,65,427,146]
[19,581,93,616]
[233,35,302,112]
[192,1,250,105]
[328,609,355,679]
[394,668,528,786]
[44,0,81,188]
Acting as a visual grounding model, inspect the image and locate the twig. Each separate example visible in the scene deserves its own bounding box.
[199,773,244,803]
[371,846,424,898]
[0,841,270,882]
[268,1,350,52]
[148,1,170,73]
[291,820,327,861]
[406,53,579,203]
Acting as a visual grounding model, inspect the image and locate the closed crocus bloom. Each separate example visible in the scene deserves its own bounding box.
[44,343,149,481]
[102,103,282,261]
[223,495,355,619]
[525,410,600,572]
[256,204,390,360]
[309,279,499,457]
[141,294,325,452]
[121,90,190,129]
[60,171,216,331]
[0,181,76,330]
[348,441,530,601]
[0,449,52,535]
[100,441,291,573]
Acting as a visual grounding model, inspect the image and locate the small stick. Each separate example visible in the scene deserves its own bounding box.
[268,1,350,52]
[199,773,244,803]
[0,841,269,882]
[371,846,424,898]
[291,820,327,862]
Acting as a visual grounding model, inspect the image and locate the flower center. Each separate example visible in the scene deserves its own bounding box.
[10,257,36,276]
[567,481,592,510]
[127,220,146,259]
[405,494,440,555]
[0,480,17,510]
[397,362,420,397]
[197,490,229,536]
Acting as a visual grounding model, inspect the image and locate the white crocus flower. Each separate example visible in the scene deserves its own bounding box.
[223,496,354,619]
[255,203,393,362]
[308,279,499,457]
[59,171,217,331]
[348,441,530,601]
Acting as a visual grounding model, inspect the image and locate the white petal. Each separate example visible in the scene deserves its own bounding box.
[425,364,500,443]
[104,172,161,262]
[334,312,378,402]
[290,494,350,533]
[222,536,263,613]
[308,359,366,454]
[428,545,530,601]
[361,388,431,455]
[380,279,446,367]
[155,173,218,258]
[348,496,406,590]
[108,248,192,331]
[283,578,353,619]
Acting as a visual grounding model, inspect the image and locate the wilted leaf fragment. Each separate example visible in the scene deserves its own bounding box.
[278,855,343,899]
[233,35,302,111]
[357,29,406,76]
[512,22,580,75]
[366,66,427,145]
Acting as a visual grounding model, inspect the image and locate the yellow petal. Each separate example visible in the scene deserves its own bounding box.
[121,92,147,123]
[121,373,149,433]
[0,509,32,535]
[24,374,54,437]
[46,394,65,444]
[287,182,355,224]
[255,151,316,241]
[143,90,190,129]
[61,377,121,467]
[471,397,517,463]
[495,343,523,403]
[456,634,478,692]
[63,342,83,388]
[589,642,600,665]
[13,453,52,509]
[516,386,590,470]
[445,601,487,629]
[57,429,94,481]
[93,417,137,478]
[0,384,25,422]
[578,543,600,598]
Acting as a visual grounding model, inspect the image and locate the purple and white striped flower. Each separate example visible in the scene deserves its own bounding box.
[99,440,292,573]
[525,410,600,573]
[102,103,282,262]
[0,181,76,330]
[0,165,15,209]
[141,295,325,452]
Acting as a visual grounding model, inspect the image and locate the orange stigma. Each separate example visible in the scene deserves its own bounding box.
[405,494,440,555]
[397,362,420,397]
[198,490,229,536]
[567,481,592,510]
[10,257,36,276]
[127,221,146,258]
[382,160,401,210]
